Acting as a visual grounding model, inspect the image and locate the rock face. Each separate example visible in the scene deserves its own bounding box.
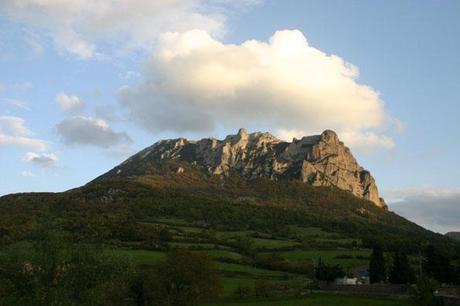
[101,129,386,208]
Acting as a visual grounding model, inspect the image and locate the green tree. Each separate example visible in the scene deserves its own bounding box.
[410,275,441,306]
[423,245,456,283]
[315,258,345,283]
[389,251,415,284]
[235,235,255,256]
[131,249,221,306]
[369,245,386,283]
[0,229,132,305]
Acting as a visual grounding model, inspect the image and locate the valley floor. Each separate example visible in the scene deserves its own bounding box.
[107,218,412,305]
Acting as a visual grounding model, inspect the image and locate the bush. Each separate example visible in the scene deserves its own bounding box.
[254,279,274,298]
[234,285,252,299]
[334,254,353,259]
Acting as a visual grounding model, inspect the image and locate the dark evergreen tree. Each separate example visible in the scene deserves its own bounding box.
[369,246,386,283]
[315,258,345,283]
[423,245,456,284]
[389,251,414,284]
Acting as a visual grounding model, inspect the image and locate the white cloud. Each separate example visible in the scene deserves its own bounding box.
[56,116,132,150]
[23,151,58,168]
[0,134,48,151]
[0,116,48,151]
[0,0,257,58]
[0,116,32,136]
[56,92,84,112]
[386,187,460,234]
[120,29,396,152]
[276,129,394,154]
[0,134,47,151]
[340,131,395,153]
[275,129,311,142]
[53,29,97,59]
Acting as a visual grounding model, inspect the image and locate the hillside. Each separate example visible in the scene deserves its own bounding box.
[446,232,460,241]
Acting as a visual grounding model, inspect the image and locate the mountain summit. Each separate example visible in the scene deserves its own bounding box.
[99,129,386,208]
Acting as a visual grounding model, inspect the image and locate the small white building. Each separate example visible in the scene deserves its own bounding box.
[335,277,358,285]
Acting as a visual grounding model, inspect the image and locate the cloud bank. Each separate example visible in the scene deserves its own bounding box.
[120,29,394,152]
[0,0,257,58]
[0,116,48,151]
[387,188,460,234]
[56,116,132,150]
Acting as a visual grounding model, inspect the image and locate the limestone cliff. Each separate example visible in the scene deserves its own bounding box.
[100,129,386,208]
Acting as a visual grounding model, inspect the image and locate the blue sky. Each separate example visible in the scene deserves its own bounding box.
[1,0,459,233]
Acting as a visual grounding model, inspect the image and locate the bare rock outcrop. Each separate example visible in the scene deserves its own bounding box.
[103,129,386,208]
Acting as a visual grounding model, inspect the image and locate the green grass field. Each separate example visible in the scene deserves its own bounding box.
[203,249,244,260]
[252,238,300,249]
[203,293,410,306]
[111,249,165,265]
[220,277,256,296]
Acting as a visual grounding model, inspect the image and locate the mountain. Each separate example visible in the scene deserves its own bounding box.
[0,129,458,254]
[446,232,460,241]
[97,129,385,207]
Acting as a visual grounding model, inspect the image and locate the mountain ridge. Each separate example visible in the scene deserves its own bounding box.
[97,129,386,208]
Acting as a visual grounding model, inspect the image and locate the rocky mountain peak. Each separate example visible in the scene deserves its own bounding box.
[102,129,386,208]
[320,129,339,141]
[237,127,248,137]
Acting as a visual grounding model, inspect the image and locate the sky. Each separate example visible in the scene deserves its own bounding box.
[0,0,459,234]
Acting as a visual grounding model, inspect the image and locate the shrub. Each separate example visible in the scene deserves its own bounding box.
[254,279,274,298]
[234,285,252,299]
